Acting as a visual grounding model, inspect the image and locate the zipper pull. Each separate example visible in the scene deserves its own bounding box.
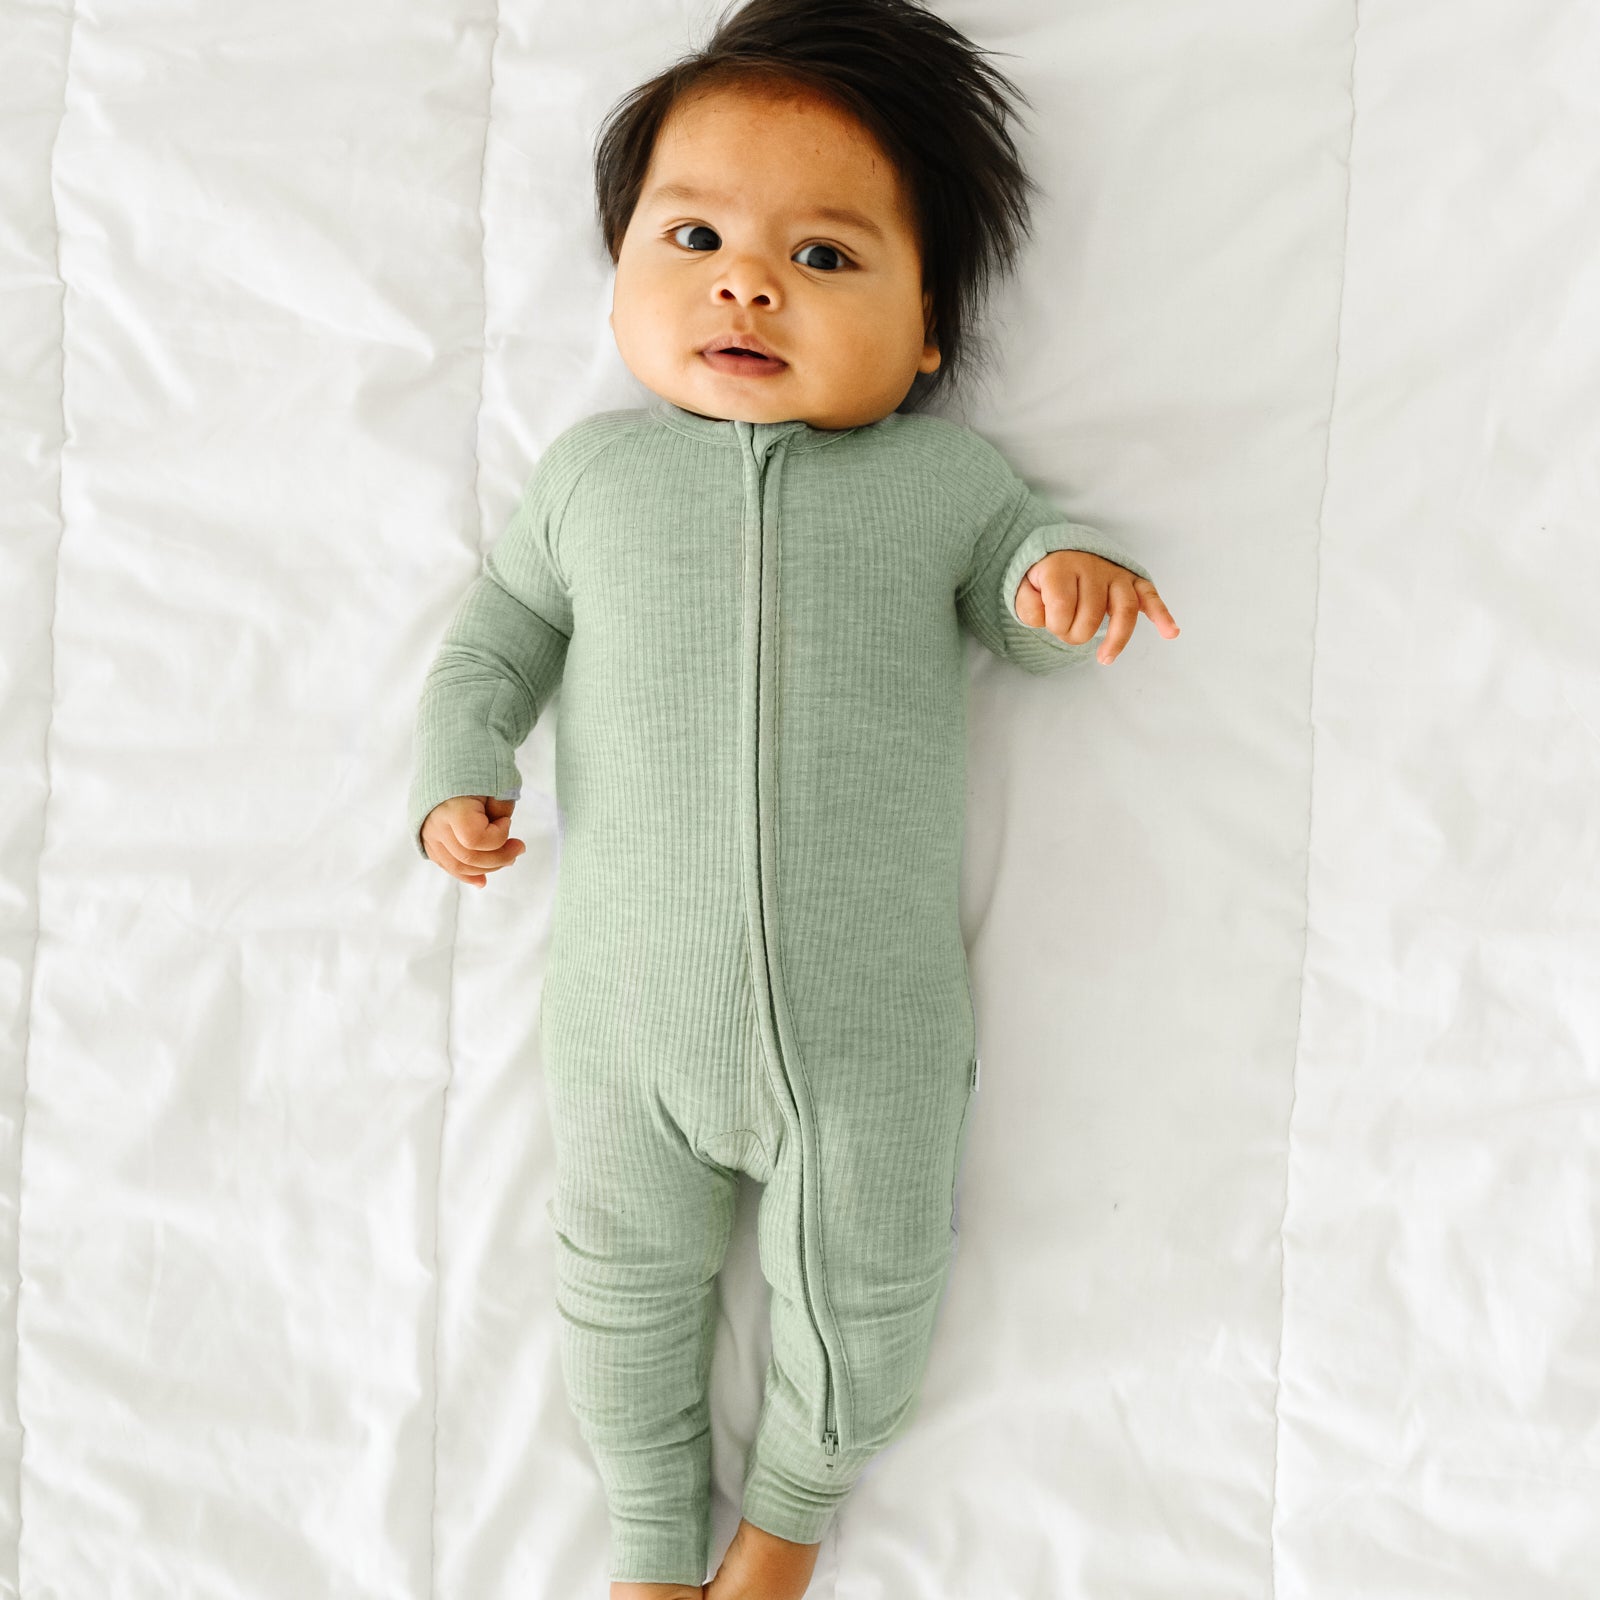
[824,1430,839,1459]
[971,1055,981,1092]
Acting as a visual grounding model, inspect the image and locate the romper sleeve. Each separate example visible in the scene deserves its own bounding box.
[405,425,591,860]
[953,430,1155,676]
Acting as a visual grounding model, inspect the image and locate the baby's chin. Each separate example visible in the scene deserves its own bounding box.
[659,364,884,430]
[673,382,807,427]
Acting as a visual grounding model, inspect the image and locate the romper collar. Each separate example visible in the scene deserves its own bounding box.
[647,395,867,453]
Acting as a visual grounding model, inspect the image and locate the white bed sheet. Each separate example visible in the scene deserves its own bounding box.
[2,0,1595,1595]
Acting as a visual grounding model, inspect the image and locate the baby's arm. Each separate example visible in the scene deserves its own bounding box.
[407,459,576,870]
[955,436,1164,675]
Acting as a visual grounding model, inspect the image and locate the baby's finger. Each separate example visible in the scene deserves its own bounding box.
[426,836,488,888]
[453,808,510,849]
[1134,578,1181,636]
[1059,576,1108,647]
[1097,583,1142,664]
[1040,571,1084,641]
[447,814,519,864]
[1013,577,1046,628]
[449,833,526,870]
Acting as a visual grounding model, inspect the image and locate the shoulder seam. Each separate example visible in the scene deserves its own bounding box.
[540,412,638,591]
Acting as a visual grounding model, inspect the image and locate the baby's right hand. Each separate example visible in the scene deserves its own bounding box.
[421,795,526,888]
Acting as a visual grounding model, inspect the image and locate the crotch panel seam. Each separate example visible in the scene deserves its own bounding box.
[699,1128,774,1184]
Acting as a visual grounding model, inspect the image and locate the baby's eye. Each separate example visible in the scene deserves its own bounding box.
[672,223,720,252]
[795,242,850,272]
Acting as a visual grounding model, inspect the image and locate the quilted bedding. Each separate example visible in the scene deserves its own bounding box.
[2,0,1595,1594]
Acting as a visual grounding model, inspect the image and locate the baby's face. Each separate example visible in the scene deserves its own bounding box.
[609,82,940,430]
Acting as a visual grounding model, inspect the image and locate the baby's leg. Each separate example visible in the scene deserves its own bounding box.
[546,1045,740,1589]
[735,1046,974,1561]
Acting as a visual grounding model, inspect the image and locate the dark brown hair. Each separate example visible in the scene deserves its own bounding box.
[593,0,1041,412]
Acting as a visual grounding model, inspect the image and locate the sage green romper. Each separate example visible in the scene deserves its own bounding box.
[406,395,1152,1585]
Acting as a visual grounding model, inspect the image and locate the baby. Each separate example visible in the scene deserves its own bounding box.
[407,1,1179,1595]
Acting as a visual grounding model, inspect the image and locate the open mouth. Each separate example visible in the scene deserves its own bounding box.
[702,345,788,376]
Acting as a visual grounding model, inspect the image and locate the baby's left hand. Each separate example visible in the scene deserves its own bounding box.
[1015,550,1181,664]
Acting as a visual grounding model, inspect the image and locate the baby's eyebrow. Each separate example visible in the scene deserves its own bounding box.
[645,181,885,244]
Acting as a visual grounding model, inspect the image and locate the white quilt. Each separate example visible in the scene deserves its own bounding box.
[3,1,1596,1595]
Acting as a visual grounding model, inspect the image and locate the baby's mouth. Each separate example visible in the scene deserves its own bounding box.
[702,345,789,376]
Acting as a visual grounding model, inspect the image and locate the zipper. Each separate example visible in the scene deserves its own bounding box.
[957,981,980,1237]
[824,1368,838,1457]
[753,821,840,1459]
[742,421,843,1460]
[963,967,981,1093]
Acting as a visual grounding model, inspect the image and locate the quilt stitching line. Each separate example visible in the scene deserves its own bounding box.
[17,0,83,1584]
[1267,0,1363,1590]
[426,2,507,1595]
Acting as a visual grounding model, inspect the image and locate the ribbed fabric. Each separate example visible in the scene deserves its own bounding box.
[406,396,1153,1584]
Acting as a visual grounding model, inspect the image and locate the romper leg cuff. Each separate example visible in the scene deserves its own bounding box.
[739,1471,842,1547]
[606,1503,711,1588]
[739,1399,854,1546]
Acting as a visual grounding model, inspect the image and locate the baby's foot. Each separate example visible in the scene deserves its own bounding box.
[703,1517,821,1600]
[609,1583,704,1599]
